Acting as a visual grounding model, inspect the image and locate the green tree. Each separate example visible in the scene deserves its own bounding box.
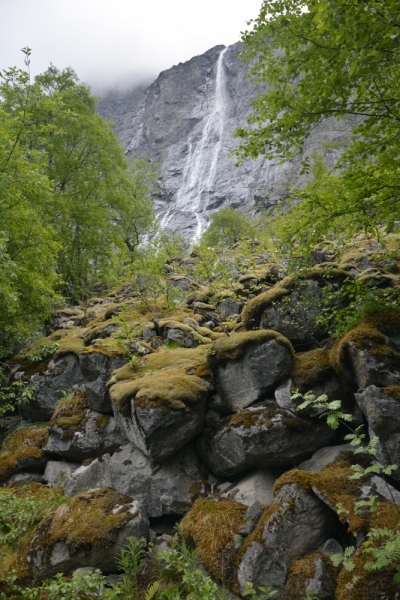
[235,0,400,241]
[202,207,256,247]
[0,51,157,356]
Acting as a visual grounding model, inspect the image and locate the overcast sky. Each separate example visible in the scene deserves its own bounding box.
[0,0,262,93]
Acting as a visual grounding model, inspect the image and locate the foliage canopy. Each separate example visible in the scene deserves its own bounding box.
[235,0,400,243]
[0,50,158,357]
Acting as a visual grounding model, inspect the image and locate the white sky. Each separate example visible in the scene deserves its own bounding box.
[0,0,262,93]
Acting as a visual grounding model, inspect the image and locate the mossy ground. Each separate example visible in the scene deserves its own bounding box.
[181,498,247,586]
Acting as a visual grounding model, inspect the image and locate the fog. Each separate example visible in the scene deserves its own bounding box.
[0,0,262,94]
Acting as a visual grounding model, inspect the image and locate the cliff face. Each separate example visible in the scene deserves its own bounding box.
[98,44,354,239]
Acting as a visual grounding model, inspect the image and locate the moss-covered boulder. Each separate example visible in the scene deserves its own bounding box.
[0,426,50,485]
[207,330,293,413]
[44,390,125,461]
[28,488,149,579]
[331,309,400,386]
[237,483,334,599]
[197,402,336,477]
[108,347,209,461]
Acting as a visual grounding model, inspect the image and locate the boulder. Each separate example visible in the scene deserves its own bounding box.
[21,354,83,421]
[259,280,326,344]
[197,402,336,477]
[64,444,205,518]
[347,336,400,388]
[79,353,126,413]
[298,444,354,472]
[44,460,80,488]
[223,469,280,508]
[28,488,149,578]
[217,298,243,319]
[44,408,125,461]
[237,483,334,598]
[207,331,293,413]
[110,372,207,461]
[355,385,400,479]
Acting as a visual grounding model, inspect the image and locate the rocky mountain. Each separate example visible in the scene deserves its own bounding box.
[97,43,355,239]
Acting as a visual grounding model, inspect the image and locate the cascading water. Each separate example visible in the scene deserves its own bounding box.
[174,47,229,242]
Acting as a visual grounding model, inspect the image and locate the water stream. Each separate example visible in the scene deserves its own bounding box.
[174,47,229,242]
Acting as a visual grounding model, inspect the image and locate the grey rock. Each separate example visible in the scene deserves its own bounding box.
[298,444,354,472]
[64,455,112,496]
[244,501,263,523]
[321,538,343,557]
[44,410,125,461]
[65,444,205,518]
[259,280,326,344]
[111,392,206,462]
[275,375,343,418]
[211,337,292,413]
[347,338,400,388]
[21,354,84,421]
[217,299,243,319]
[3,472,44,487]
[224,469,279,507]
[28,492,149,578]
[165,328,198,348]
[197,403,336,476]
[237,483,334,598]
[44,461,80,488]
[79,353,126,413]
[205,409,223,429]
[355,385,400,479]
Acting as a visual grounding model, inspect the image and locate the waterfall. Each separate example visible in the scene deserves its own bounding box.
[175,47,229,242]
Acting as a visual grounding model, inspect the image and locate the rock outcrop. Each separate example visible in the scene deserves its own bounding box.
[97,44,354,239]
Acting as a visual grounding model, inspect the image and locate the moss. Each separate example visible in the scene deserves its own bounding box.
[109,346,209,386]
[30,488,135,564]
[306,266,354,282]
[382,385,400,402]
[110,372,208,416]
[49,389,86,438]
[95,414,111,432]
[241,287,291,329]
[207,329,293,367]
[0,426,49,483]
[82,336,126,356]
[359,308,400,337]
[181,498,247,585]
[291,349,333,391]
[195,326,225,341]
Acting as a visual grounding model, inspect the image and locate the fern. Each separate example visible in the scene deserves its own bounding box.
[145,580,161,600]
[363,528,400,578]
